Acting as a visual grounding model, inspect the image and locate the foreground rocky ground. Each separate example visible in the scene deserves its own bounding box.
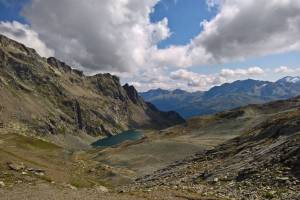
[128,99,300,199]
[0,183,226,200]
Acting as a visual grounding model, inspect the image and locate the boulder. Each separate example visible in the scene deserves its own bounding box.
[7,162,25,171]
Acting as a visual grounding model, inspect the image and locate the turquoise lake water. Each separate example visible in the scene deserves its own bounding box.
[92,130,143,147]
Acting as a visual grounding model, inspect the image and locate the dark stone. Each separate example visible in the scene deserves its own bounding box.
[72,69,83,76]
[236,168,259,182]
[92,73,128,101]
[47,57,72,73]
[46,122,56,134]
[74,100,83,130]
[217,109,245,119]
[202,170,212,179]
[7,162,25,171]
[123,84,142,104]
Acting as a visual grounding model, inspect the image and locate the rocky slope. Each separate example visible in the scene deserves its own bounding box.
[0,34,184,147]
[141,78,300,118]
[131,97,300,199]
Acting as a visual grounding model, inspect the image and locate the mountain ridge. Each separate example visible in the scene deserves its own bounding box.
[140,77,300,118]
[0,34,184,148]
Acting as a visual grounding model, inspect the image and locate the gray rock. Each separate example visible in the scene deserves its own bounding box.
[0,181,5,187]
[95,185,109,193]
[7,162,25,171]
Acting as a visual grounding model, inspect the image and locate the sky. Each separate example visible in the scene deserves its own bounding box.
[0,0,300,92]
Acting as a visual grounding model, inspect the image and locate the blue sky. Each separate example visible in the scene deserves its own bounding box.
[0,0,300,91]
[150,0,218,48]
[0,0,29,23]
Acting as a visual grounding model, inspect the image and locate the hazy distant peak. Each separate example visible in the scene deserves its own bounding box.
[277,76,300,84]
[172,89,189,95]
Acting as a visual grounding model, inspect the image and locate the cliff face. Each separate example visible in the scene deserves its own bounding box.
[0,34,184,140]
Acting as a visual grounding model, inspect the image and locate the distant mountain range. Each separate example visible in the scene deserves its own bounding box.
[140,77,300,118]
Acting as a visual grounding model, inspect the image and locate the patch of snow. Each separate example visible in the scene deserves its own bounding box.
[278,76,300,84]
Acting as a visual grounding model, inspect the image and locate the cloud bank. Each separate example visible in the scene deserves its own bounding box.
[274,66,300,74]
[19,0,300,71]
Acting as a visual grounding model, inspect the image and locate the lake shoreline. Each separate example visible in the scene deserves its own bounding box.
[91,130,144,148]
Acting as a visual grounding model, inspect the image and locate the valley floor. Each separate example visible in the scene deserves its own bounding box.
[0,131,224,200]
[0,124,235,199]
[1,98,300,199]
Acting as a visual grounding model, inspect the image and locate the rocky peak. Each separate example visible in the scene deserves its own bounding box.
[123,84,142,104]
[47,57,72,73]
[90,73,128,101]
[172,89,188,95]
[94,73,120,83]
[0,34,38,58]
[72,69,84,77]
[47,57,84,76]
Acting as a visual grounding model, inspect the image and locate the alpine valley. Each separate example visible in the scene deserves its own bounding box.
[0,35,299,200]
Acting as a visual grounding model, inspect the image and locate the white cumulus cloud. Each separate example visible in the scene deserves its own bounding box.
[168,66,265,91]
[274,66,300,74]
[191,0,300,64]
[220,67,265,78]
[170,69,225,89]
[22,0,170,72]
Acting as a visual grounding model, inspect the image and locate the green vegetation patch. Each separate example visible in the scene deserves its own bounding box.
[70,177,96,188]
[12,134,61,151]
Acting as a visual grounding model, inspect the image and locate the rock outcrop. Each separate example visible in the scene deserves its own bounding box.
[123,84,143,105]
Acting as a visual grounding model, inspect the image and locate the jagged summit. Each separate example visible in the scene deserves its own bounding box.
[123,83,143,104]
[0,34,39,58]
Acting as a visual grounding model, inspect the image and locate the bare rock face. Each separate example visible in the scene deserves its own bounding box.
[123,84,143,105]
[47,57,72,73]
[0,34,184,141]
[90,73,128,101]
[73,100,83,130]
